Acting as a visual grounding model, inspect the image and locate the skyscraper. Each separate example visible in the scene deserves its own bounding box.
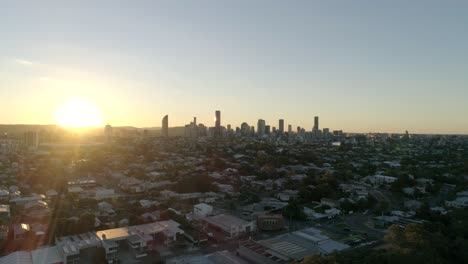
[313,116,319,132]
[279,119,284,133]
[24,130,40,148]
[104,124,113,142]
[161,115,168,137]
[288,124,292,133]
[241,122,250,136]
[215,110,221,137]
[257,119,266,137]
[265,125,271,135]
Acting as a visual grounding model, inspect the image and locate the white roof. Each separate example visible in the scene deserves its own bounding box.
[194,203,212,210]
[96,227,129,241]
[45,190,58,196]
[31,246,62,264]
[0,251,32,264]
[0,204,10,213]
[318,239,350,254]
[95,220,183,242]
[204,214,250,232]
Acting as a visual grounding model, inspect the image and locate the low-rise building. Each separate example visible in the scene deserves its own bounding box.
[203,214,256,240]
[167,250,248,264]
[237,227,349,263]
[256,214,284,231]
[194,203,213,218]
[445,197,468,208]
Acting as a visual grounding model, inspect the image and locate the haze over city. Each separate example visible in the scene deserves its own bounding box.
[1,0,467,134]
[2,2,468,264]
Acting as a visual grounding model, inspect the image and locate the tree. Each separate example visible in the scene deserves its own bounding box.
[385,225,404,245]
[300,255,336,264]
[282,199,307,221]
[78,213,95,233]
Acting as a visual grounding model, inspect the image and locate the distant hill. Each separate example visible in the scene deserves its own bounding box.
[0,124,186,137]
[0,124,59,136]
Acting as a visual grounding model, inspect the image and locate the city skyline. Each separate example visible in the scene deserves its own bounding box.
[1,1,468,134]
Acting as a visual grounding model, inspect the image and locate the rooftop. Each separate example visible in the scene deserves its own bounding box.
[31,246,62,264]
[96,227,129,241]
[0,251,32,264]
[204,214,250,232]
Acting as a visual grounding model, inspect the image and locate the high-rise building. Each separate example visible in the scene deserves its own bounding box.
[323,128,330,137]
[333,130,343,137]
[272,127,277,133]
[241,122,250,136]
[161,115,168,137]
[199,124,207,137]
[265,125,271,135]
[23,131,40,148]
[313,116,319,132]
[288,124,292,133]
[279,119,284,133]
[257,119,266,137]
[215,110,221,137]
[104,124,113,142]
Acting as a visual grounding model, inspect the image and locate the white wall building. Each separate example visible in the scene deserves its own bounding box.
[194,203,213,218]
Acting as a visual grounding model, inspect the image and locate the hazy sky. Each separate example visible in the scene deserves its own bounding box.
[1,0,467,134]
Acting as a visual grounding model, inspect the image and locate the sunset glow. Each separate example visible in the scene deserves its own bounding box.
[54,98,103,127]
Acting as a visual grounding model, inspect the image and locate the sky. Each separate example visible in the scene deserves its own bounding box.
[1,0,467,134]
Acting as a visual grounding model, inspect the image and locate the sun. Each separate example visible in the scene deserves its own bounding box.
[55,98,103,127]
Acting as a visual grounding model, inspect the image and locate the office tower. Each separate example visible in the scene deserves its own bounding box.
[333,130,343,137]
[24,131,40,148]
[161,115,168,137]
[241,122,250,136]
[278,119,284,133]
[288,124,292,133]
[104,124,113,142]
[323,128,330,137]
[265,125,271,135]
[184,117,199,138]
[184,124,192,137]
[227,124,232,133]
[272,127,277,133]
[257,119,266,137]
[215,110,221,137]
[198,124,207,137]
[297,126,301,133]
[404,130,410,140]
[313,116,319,132]
[250,126,255,136]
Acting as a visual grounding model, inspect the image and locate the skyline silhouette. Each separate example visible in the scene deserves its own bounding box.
[1,1,468,134]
